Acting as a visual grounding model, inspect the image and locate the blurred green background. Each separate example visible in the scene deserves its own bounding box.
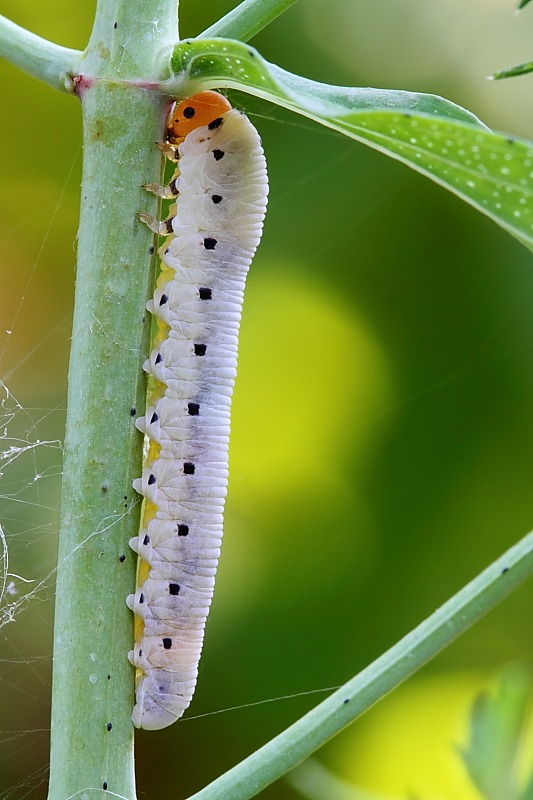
[2,0,533,798]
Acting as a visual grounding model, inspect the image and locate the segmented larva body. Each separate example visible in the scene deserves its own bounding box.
[127,91,268,730]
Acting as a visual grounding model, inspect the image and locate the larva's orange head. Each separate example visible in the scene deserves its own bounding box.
[167,91,232,143]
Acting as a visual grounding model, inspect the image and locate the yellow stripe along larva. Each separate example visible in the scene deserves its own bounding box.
[127,92,269,730]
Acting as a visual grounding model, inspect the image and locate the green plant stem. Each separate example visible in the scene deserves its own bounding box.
[47,1,178,799]
[0,13,80,91]
[198,0,299,42]
[187,529,533,800]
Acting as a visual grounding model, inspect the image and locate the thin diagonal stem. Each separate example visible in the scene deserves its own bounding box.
[0,14,80,92]
[198,0,299,42]
[187,529,533,800]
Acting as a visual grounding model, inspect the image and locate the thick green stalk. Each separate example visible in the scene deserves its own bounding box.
[187,529,533,800]
[0,14,80,91]
[47,2,178,799]
[198,0,299,42]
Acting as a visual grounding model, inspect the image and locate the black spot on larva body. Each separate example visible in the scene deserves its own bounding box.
[165,217,174,233]
[183,462,195,475]
[163,638,172,649]
[194,344,207,356]
[103,783,108,791]
[159,293,168,305]
[169,583,180,595]
[208,117,223,130]
[130,407,136,416]
[119,554,125,563]
[507,138,515,144]
[183,106,195,119]
[108,674,111,679]
[502,567,509,574]
[142,316,146,323]
[139,648,143,657]
[139,593,145,604]
[343,698,350,704]
[101,485,108,493]
[149,246,154,254]
[204,237,217,250]
[150,412,159,423]
[178,524,189,536]
[123,495,127,500]
[248,49,254,56]
[107,723,112,731]
[211,194,223,204]
[188,402,200,415]
[143,534,150,545]
[148,473,156,485]
[213,149,224,161]
[199,287,212,300]
[164,247,170,255]
[114,21,117,28]
[159,686,165,692]
[155,353,162,364]
[403,112,411,118]
[169,178,178,196]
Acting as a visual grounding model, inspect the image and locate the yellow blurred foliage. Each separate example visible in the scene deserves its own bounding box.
[333,672,491,800]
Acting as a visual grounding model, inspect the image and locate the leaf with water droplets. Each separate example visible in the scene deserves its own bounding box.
[167,38,533,252]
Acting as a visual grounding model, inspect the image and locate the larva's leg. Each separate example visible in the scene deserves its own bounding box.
[143,180,178,199]
[137,213,175,236]
[156,141,179,161]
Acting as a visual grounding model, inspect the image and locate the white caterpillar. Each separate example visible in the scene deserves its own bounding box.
[127,91,268,730]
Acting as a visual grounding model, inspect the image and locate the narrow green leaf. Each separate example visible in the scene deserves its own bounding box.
[165,39,533,253]
[198,0,300,42]
[518,0,533,9]
[460,665,531,800]
[491,60,533,81]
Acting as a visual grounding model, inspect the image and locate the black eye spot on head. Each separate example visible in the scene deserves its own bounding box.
[159,685,165,692]
[203,237,217,250]
[139,648,143,657]
[119,554,125,562]
[178,524,189,536]
[169,583,180,595]
[150,411,159,424]
[159,293,168,305]
[211,195,223,204]
[148,474,156,485]
[139,592,145,603]
[199,287,212,300]
[143,534,150,546]
[107,722,112,731]
[183,462,195,475]
[163,638,172,650]
[194,344,207,356]
[208,117,223,130]
[130,407,136,416]
[188,402,199,415]
[213,149,224,161]
[155,353,162,364]
[183,106,195,119]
